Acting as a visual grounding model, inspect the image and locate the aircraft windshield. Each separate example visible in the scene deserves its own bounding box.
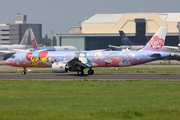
[11,55,15,59]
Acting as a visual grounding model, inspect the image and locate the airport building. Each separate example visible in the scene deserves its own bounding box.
[56,13,180,50]
[0,13,42,45]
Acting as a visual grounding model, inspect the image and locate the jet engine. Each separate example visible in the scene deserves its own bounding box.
[52,62,68,73]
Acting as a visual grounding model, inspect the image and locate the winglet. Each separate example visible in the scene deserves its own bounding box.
[140,26,168,52]
[20,29,29,45]
[119,31,133,45]
[29,28,38,48]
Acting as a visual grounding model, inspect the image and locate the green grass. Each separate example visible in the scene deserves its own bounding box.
[1,67,180,73]
[0,80,180,120]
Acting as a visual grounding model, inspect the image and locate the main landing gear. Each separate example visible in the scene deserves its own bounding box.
[22,67,27,75]
[77,68,84,75]
[88,69,94,75]
[77,68,94,75]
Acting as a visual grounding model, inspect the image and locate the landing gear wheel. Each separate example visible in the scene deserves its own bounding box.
[77,68,84,75]
[88,69,94,75]
[22,67,27,75]
[22,71,26,75]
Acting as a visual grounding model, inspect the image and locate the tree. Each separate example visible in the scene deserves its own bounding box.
[41,34,56,46]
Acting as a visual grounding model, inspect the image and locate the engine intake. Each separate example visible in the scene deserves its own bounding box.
[52,62,68,73]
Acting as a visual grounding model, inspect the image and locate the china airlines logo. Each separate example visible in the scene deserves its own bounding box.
[149,36,164,49]
[23,35,28,44]
[32,39,37,47]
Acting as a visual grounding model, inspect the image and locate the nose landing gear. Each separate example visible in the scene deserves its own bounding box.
[22,67,27,75]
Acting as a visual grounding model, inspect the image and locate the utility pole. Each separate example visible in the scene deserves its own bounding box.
[51,29,54,46]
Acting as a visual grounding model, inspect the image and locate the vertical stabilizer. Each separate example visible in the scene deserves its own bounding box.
[119,31,133,45]
[178,22,180,43]
[29,28,38,48]
[20,29,29,45]
[140,27,167,52]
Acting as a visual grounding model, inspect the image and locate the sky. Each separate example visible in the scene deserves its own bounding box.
[0,0,180,37]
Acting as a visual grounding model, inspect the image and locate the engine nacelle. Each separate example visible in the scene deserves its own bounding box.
[52,62,68,73]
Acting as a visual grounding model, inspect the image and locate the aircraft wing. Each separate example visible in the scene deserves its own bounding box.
[108,45,121,49]
[170,52,180,57]
[67,57,89,68]
[12,49,31,52]
[66,51,90,69]
[30,49,47,51]
[13,48,48,52]
[0,50,16,54]
[0,51,16,60]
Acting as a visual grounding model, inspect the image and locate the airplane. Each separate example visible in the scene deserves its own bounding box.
[1,28,78,59]
[29,28,77,51]
[169,22,180,60]
[0,29,29,60]
[108,30,179,52]
[6,26,171,75]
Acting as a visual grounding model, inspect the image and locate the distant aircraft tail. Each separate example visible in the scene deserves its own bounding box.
[29,28,38,48]
[20,29,29,45]
[140,26,167,52]
[119,31,133,45]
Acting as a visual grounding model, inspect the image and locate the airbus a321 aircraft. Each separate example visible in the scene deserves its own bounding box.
[6,27,170,75]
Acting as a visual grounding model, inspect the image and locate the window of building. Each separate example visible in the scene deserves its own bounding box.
[2,34,9,36]
[1,30,9,31]
[2,39,9,41]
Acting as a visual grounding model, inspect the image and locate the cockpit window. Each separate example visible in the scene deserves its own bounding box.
[11,55,15,59]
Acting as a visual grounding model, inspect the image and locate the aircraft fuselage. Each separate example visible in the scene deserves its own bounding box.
[6,50,170,68]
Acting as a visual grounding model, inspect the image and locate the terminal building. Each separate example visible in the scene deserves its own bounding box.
[56,13,180,50]
[0,13,42,45]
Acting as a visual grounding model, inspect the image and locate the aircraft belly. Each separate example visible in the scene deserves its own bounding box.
[6,61,31,67]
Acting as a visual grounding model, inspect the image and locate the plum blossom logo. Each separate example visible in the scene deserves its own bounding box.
[32,38,37,47]
[149,36,164,49]
[23,35,28,44]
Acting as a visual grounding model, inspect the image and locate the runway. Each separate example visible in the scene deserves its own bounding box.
[0,60,180,80]
[0,73,180,80]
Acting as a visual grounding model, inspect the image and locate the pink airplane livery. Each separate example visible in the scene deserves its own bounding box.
[6,27,170,75]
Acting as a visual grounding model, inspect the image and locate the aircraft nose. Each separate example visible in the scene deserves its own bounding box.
[5,58,13,66]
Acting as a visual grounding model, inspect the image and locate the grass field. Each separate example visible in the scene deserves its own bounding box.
[0,80,180,120]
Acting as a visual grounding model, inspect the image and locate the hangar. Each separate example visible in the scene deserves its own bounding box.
[56,13,180,50]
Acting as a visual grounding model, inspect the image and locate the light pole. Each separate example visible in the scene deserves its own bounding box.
[51,29,54,46]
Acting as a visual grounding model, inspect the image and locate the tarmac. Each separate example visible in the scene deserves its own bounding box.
[1,60,180,80]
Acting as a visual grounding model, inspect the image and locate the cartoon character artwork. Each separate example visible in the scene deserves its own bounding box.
[104,52,132,67]
[76,52,92,67]
[26,51,56,67]
[93,52,104,60]
[45,57,57,66]
[104,57,123,66]
[149,36,164,49]
[118,52,131,66]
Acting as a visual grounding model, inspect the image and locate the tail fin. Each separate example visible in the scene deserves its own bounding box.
[29,28,38,48]
[20,29,29,45]
[119,30,133,45]
[177,22,180,43]
[140,26,167,52]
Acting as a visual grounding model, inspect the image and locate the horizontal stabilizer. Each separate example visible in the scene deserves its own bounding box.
[149,54,161,58]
